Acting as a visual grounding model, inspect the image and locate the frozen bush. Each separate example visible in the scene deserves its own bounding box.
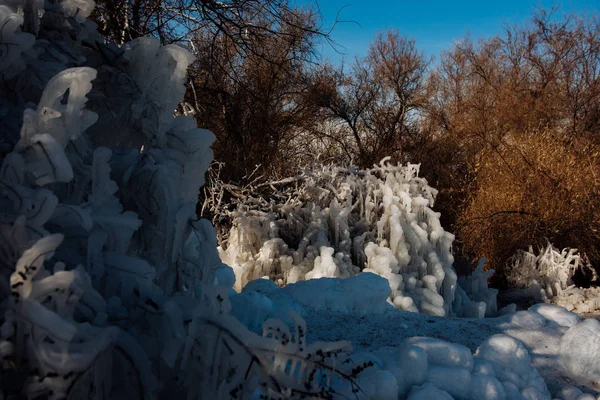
[507,244,595,301]
[214,158,498,317]
[507,244,600,314]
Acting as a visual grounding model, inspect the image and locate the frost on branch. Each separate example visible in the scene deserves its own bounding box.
[6,234,119,399]
[0,5,35,78]
[214,159,497,317]
[507,244,583,299]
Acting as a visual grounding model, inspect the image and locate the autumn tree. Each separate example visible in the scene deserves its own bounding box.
[421,10,600,279]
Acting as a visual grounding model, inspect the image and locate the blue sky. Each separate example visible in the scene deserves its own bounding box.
[303,0,599,64]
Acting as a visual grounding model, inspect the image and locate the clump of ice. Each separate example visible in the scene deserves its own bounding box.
[218,160,498,317]
[357,333,552,399]
[403,337,474,370]
[529,304,580,328]
[475,335,551,399]
[279,272,392,315]
[507,244,595,301]
[552,286,600,315]
[498,310,547,330]
[560,319,600,387]
[0,5,36,79]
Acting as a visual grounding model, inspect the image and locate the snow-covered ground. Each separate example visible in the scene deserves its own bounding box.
[305,306,599,397]
[233,273,600,399]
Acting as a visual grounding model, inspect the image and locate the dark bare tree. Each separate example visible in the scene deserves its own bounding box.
[90,0,336,49]
[307,30,429,167]
[90,0,345,181]
[186,6,323,181]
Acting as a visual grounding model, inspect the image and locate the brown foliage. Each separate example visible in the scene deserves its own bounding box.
[421,10,600,279]
[460,130,600,276]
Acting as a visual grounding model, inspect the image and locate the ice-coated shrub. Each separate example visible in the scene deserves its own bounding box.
[507,244,596,301]
[506,243,600,314]
[0,2,375,398]
[214,158,498,317]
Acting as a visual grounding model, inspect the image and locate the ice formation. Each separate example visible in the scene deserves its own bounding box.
[0,1,597,399]
[560,319,600,387]
[281,272,392,315]
[324,334,553,400]
[507,244,592,301]
[0,4,35,78]
[217,160,498,317]
[0,2,387,398]
[507,244,600,314]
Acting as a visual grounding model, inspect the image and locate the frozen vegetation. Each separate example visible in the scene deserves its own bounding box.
[507,245,600,314]
[0,1,599,399]
[215,161,499,318]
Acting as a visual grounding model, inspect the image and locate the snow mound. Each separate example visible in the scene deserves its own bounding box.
[475,335,551,399]
[498,310,547,330]
[553,286,600,315]
[529,304,580,328]
[403,336,474,370]
[560,319,600,387]
[278,272,391,315]
[408,382,455,399]
[327,332,553,400]
[374,334,552,399]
